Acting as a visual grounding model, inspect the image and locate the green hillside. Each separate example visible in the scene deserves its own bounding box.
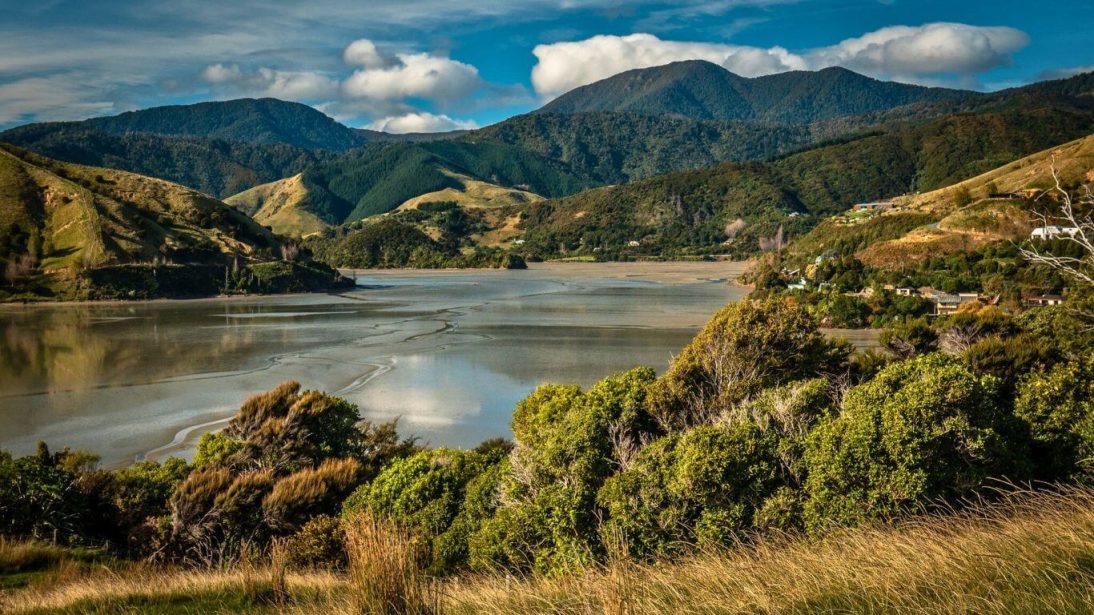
[76,98,365,150]
[476,111,811,184]
[0,125,336,198]
[0,145,348,301]
[296,140,592,224]
[539,61,975,123]
[516,105,1094,259]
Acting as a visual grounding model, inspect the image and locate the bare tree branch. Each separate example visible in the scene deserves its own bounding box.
[1019,157,1094,287]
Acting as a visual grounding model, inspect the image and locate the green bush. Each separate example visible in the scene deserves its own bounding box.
[283,515,346,570]
[880,317,938,358]
[342,446,507,574]
[598,422,776,557]
[468,368,658,574]
[647,298,847,431]
[803,354,1022,530]
[1014,359,1094,482]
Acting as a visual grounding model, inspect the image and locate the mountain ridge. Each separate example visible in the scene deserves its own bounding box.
[538,61,977,123]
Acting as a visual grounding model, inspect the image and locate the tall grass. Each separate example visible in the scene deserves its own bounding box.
[446,486,1094,615]
[342,512,438,615]
[3,487,1092,614]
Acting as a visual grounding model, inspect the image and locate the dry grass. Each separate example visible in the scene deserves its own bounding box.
[0,539,71,573]
[446,486,1094,615]
[342,512,439,615]
[4,487,1092,614]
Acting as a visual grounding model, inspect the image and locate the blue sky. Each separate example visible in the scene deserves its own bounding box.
[0,0,1091,132]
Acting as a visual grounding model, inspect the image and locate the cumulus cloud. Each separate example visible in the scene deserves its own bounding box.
[342,39,481,101]
[201,63,339,100]
[366,111,478,133]
[342,39,386,68]
[814,23,1029,79]
[532,23,1030,96]
[531,34,803,96]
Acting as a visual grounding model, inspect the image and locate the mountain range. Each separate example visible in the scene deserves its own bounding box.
[537,61,975,123]
[0,62,1028,221]
[2,60,1093,273]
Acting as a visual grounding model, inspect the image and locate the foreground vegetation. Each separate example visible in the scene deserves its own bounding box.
[2,284,1091,611]
[3,486,1091,613]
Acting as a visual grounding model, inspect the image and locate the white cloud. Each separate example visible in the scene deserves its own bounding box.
[343,39,386,68]
[531,34,804,96]
[366,111,478,133]
[531,23,1030,96]
[200,63,339,100]
[342,51,480,101]
[814,23,1029,79]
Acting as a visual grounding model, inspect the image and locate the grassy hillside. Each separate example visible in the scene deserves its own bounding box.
[226,173,330,237]
[852,133,1094,268]
[516,105,1094,259]
[0,145,347,300]
[297,140,591,224]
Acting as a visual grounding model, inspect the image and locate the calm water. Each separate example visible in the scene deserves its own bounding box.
[0,263,875,466]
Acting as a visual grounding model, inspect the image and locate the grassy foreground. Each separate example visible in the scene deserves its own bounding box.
[3,486,1092,614]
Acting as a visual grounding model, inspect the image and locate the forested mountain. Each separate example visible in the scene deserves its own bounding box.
[285,140,592,225]
[538,61,975,123]
[0,124,337,198]
[475,112,811,184]
[3,66,1092,244]
[516,105,1094,259]
[0,144,346,300]
[74,98,365,150]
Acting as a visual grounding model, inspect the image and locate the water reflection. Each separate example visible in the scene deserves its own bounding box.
[0,263,877,466]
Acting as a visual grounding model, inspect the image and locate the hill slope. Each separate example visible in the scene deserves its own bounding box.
[0,145,345,300]
[516,105,1094,259]
[75,98,365,150]
[225,173,331,237]
[539,61,975,123]
[0,125,337,198]
[847,133,1094,268]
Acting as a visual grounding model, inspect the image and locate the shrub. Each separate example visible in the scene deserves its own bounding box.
[107,458,191,552]
[469,368,658,574]
[1013,359,1094,482]
[880,317,937,358]
[263,458,361,532]
[343,447,506,575]
[283,515,346,570]
[803,354,1022,530]
[598,422,777,558]
[646,298,848,430]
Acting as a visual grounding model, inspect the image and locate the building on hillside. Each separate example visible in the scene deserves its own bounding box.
[1025,294,1065,307]
[918,287,982,315]
[788,278,808,291]
[883,284,916,296]
[852,200,895,212]
[627,240,641,247]
[1031,226,1081,240]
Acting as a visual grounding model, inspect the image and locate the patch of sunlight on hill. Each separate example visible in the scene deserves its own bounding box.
[396,170,544,211]
[855,134,1094,267]
[226,173,330,238]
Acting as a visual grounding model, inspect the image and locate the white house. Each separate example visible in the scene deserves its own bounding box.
[1031,226,1081,240]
